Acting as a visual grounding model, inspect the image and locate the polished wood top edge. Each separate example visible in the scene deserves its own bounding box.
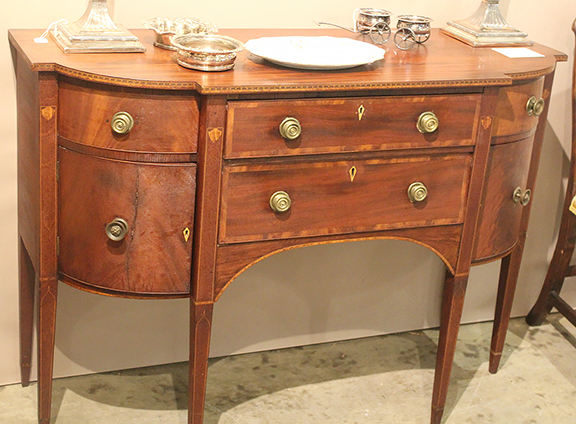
[28,61,515,93]
[9,28,565,93]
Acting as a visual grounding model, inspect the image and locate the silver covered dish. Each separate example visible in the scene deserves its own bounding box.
[172,34,245,72]
[143,17,218,50]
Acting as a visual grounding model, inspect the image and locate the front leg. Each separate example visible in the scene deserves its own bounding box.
[37,278,58,424]
[489,245,523,374]
[188,301,214,424]
[19,237,36,387]
[431,270,468,424]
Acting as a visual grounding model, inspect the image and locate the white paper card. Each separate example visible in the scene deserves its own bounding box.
[492,48,545,58]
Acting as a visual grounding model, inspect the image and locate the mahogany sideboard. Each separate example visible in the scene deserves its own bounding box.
[9,28,566,423]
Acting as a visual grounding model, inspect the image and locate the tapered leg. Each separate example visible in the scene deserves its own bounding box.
[188,301,214,424]
[489,247,523,374]
[37,278,58,424]
[19,238,36,387]
[431,271,468,424]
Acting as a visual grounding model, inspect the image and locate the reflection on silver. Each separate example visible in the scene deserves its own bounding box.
[442,0,533,46]
[50,0,145,53]
[143,17,218,51]
[172,34,245,72]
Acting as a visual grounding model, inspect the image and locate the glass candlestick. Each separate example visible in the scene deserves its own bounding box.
[441,0,533,46]
[51,0,145,53]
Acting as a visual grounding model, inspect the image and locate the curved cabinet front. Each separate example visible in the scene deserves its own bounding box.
[473,136,534,262]
[58,148,196,296]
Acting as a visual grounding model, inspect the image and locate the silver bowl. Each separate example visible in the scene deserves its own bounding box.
[143,17,218,50]
[172,34,245,72]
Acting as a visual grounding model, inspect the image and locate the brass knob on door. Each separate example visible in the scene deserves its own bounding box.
[111,111,134,135]
[407,182,428,203]
[526,96,545,117]
[279,117,302,140]
[512,187,523,203]
[106,218,129,241]
[521,189,532,206]
[417,112,439,134]
[269,191,292,213]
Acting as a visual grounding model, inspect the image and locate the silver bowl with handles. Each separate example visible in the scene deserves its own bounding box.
[172,34,245,72]
[143,17,218,50]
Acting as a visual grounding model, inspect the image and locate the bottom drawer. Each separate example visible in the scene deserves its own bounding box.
[219,154,472,244]
[58,148,196,295]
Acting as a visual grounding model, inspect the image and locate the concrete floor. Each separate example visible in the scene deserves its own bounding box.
[1,316,576,424]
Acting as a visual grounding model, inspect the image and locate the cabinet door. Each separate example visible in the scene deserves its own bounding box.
[58,148,196,295]
[473,137,534,262]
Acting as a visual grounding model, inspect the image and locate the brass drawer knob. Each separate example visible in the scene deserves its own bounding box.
[417,112,439,134]
[512,187,523,203]
[111,111,134,135]
[279,117,302,140]
[269,191,292,213]
[526,96,545,117]
[521,189,532,206]
[106,218,129,241]
[407,182,428,203]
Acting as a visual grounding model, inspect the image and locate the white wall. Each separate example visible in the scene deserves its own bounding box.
[1,0,575,386]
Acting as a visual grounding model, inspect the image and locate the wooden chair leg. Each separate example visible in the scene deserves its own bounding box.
[526,209,576,326]
[431,271,468,424]
[188,301,214,424]
[489,246,523,374]
[37,278,58,424]
[19,238,36,387]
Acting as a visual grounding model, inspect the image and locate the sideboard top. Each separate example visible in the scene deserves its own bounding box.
[8,28,567,94]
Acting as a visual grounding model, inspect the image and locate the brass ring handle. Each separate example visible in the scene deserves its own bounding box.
[269,191,292,213]
[526,96,545,117]
[105,218,129,241]
[417,112,439,134]
[533,98,545,117]
[111,111,134,135]
[279,117,302,140]
[512,187,523,203]
[407,182,428,203]
[521,189,532,206]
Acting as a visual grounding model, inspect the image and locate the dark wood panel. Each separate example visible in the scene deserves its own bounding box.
[58,148,196,295]
[473,137,534,261]
[225,94,481,158]
[15,48,40,267]
[219,155,471,243]
[58,78,199,154]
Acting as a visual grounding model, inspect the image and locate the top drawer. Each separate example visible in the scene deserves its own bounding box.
[492,78,545,139]
[225,94,481,159]
[58,80,200,154]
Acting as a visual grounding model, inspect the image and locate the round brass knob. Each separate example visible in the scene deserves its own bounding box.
[526,96,537,116]
[111,111,134,135]
[269,191,292,213]
[533,98,545,117]
[417,112,439,134]
[105,218,129,241]
[526,96,545,117]
[407,182,428,203]
[512,187,523,203]
[521,189,532,206]
[279,117,302,140]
